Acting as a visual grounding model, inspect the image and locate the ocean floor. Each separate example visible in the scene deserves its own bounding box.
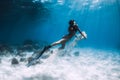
[0,47,120,80]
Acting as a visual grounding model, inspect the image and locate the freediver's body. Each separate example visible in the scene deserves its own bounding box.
[38,20,86,58]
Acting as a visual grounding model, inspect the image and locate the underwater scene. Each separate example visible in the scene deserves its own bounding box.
[0,0,120,80]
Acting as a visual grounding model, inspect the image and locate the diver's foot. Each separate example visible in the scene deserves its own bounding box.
[58,47,64,50]
[44,45,52,51]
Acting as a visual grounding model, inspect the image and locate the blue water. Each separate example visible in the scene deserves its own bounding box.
[0,0,120,80]
[0,0,120,49]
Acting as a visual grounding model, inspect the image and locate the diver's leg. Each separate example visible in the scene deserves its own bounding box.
[38,39,64,56]
[59,43,65,49]
[51,39,65,46]
[37,39,66,58]
[58,37,70,49]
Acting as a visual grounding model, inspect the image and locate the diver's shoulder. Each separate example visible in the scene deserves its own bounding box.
[74,24,78,27]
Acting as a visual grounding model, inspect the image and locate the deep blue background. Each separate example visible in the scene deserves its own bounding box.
[0,0,120,49]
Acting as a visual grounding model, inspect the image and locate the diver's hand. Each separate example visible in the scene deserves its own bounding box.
[81,35,86,39]
[83,35,87,39]
[81,31,87,39]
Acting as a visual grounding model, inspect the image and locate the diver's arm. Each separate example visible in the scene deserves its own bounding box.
[77,27,87,39]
